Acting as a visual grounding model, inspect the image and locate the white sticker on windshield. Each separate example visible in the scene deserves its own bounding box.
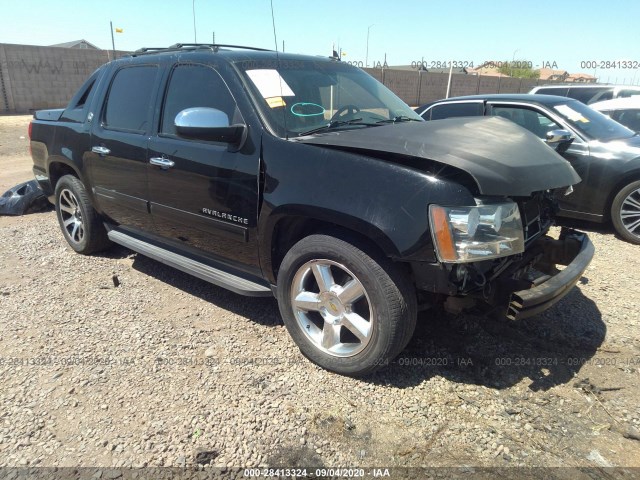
[554,104,590,123]
[246,69,295,99]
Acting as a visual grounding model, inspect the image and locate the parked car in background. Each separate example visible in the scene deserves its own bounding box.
[417,94,640,244]
[591,97,640,132]
[529,84,640,105]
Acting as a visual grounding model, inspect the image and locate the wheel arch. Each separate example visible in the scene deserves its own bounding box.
[48,158,83,190]
[604,166,640,221]
[261,208,404,285]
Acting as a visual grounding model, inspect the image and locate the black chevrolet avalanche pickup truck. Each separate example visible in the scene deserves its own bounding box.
[30,44,594,376]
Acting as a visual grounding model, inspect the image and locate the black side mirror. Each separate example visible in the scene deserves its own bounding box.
[546,129,574,153]
[175,107,247,148]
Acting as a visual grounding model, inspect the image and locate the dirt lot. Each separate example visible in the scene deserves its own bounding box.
[1,115,639,477]
[0,116,33,193]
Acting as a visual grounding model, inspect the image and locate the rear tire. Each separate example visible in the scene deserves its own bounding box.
[611,179,640,245]
[54,175,111,254]
[276,234,417,376]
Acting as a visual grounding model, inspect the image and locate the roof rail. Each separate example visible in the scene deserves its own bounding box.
[130,43,273,57]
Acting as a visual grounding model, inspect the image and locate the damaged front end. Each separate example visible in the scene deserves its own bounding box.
[452,227,594,320]
[413,190,594,320]
[501,229,593,320]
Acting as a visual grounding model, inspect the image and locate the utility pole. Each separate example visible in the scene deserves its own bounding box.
[365,24,374,68]
[510,48,519,77]
[446,61,453,98]
[212,31,215,44]
[110,21,116,58]
[192,0,197,43]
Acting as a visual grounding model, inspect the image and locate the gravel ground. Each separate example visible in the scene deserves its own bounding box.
[1,115,639,474]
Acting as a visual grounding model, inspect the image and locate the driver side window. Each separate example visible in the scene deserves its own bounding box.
[161,64,240,136]
[491,106,561,139]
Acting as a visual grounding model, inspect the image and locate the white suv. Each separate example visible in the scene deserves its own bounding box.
[529,84,640,104]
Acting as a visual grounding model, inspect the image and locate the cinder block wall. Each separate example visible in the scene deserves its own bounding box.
[0,43,127,113]
[0,43,549,113]
[363,68,546,106]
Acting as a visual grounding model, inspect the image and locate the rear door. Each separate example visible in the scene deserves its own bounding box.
[147,62,261,272]
[88,63,161,231]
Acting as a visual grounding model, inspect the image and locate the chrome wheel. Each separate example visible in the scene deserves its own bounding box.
[620,187,640,238]
[58,188,85,244]
[290,260,374,357]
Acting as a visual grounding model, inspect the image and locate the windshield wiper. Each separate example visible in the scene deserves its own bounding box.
[298,118,378,136]
[375,115,423,124]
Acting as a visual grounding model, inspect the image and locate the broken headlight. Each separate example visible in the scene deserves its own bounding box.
[429,200,525,263]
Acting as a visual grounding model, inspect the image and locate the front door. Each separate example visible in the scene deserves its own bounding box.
[88,64,161,231]
[147,63,261,273]
[487,103,592,213]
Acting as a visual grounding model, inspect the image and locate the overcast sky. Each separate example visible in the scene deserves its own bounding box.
[2,0,639,83]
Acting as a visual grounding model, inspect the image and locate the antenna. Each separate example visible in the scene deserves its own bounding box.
[269,0,278,52]
[270,0,288,139]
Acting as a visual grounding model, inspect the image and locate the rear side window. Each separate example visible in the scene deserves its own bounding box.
[613,109,640,131]
[535,87,569,97]
[429,102,483,120]
[104,65,158,133]
[161,64,239,135]
[567,87,610,104]
[590,90,614,103]
[61,70,100,123]
[617,89,640,98]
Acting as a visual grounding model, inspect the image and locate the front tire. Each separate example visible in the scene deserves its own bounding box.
[276,234,417,376]
[55,175,111,254]
[611,179,640,245]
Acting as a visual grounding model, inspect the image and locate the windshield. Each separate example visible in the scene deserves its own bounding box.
[237,58,422,137]
[552,100,635,141]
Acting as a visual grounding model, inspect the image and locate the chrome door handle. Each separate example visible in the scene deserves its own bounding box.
[91,146,111,156]
[149,157,175,169]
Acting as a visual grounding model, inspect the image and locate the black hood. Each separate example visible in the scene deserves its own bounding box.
[296,116,581,196]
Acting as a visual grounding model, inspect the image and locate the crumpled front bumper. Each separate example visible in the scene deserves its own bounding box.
[505,229,594,320]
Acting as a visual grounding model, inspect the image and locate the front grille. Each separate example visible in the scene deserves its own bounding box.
[519,192,553,245]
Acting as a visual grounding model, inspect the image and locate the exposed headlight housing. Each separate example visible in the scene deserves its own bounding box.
[429,200,525,263]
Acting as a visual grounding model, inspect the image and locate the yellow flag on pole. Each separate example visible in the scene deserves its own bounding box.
[115,28,123,33]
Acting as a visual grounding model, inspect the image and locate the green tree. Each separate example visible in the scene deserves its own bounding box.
[497,60,540,79]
